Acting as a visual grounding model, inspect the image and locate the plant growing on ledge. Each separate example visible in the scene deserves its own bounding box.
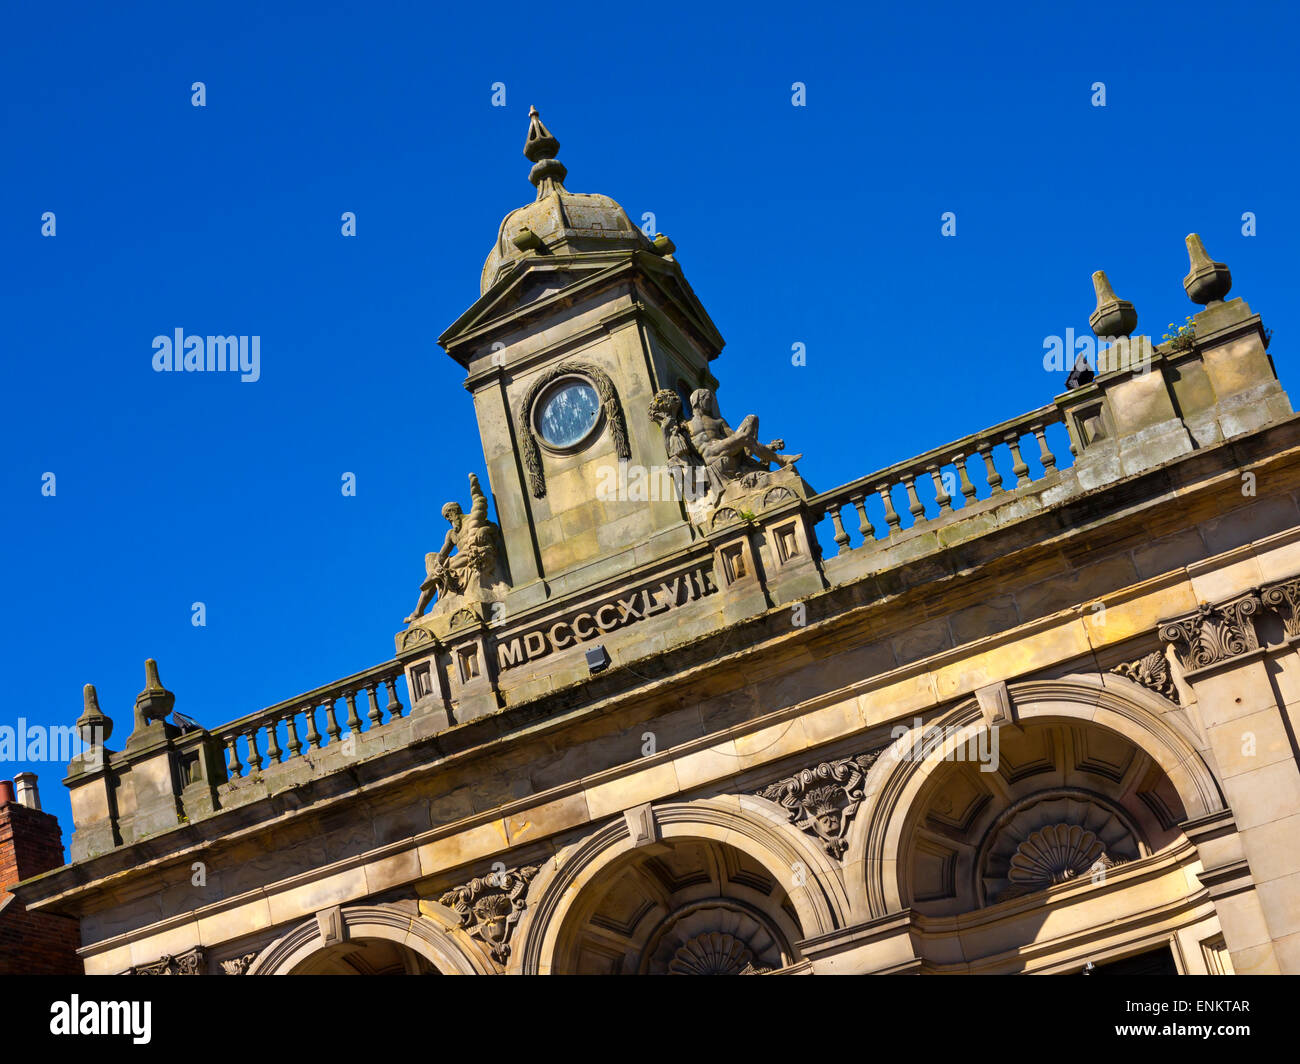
[737,508,758,523]
[1162,316,1195,351]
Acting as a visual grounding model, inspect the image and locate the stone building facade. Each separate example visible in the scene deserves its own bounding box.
[12,110,1300,974]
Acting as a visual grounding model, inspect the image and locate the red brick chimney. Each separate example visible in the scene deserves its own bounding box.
[0,773,81,974]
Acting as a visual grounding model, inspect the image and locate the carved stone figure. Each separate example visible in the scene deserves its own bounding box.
[686,388,802,502]
[755,749,881,859]
[439,865,538,964]
[405,473,504,623]
[648,389,708,503]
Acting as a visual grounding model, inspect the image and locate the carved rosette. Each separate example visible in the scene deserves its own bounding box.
[1110,650,1179,704]
[439,865,539,964]
[1159,592,1261,672]
[755,749,883,859]
[124,946,206,975]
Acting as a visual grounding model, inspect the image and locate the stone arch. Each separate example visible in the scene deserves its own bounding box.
[512,795,852,974]
[248,902,493,975]
[856,673,1226,918]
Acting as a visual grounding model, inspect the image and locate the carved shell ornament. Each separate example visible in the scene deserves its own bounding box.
[669,932,758,975]
[1006,824,1112,893]
[645,906,784,975]
[981,794,1140,904]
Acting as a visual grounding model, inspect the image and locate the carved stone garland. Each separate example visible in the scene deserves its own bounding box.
[518,361,630,498]
[755,749,883,859]
[439,865,539,964]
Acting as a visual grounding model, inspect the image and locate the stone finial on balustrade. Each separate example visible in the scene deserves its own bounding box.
[76,684,113,748]
[1183,233,1232,307]
[130,658,176,738]
[1088,270,1138,339]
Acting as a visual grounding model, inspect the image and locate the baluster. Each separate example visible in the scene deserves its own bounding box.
[1005,432,1029,484]
[225,737,243,779]
[901,475,925,523]
[367,685,383,727]
[285,714,302,760]
[850,494,874,540]
[1032,424,1057,470]
[952,453,977,505]
[978,443,1003,493]
[385,676,404,719]
[344,689,363,734]
[828,505,850,550]
[876,483,901,534]
[265,720,282,764]
[246,728,263,772]
[323,696,342,745]
[927,464,952,513]
[303,703,321,750]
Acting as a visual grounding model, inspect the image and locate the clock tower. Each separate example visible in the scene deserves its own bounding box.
[439,108,726,611]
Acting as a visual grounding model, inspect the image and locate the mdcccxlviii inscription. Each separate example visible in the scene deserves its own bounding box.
[496,566,718,670]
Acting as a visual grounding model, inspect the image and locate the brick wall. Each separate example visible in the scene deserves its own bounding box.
[0,790,81,974]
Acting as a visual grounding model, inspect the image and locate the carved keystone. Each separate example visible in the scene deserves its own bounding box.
[976,680,1016,728]
[625,802,660,847]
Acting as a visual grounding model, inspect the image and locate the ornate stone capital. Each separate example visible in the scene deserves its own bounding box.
[439,865,539,964]
[1261,577,1300,638]
[755,749,883,859]
[1159,591,1261,673]
[124,946,205,975]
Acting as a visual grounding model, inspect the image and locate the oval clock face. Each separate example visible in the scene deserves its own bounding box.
[536,378,601,449]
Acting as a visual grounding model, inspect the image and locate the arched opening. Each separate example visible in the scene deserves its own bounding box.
[890,713,1229,973]
[548,836,803,974]
[248,903,493,975]
[902,718,1184,915]
[289,937,439,975]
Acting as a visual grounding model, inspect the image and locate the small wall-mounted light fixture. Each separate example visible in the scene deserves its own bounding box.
[585,645,610,673]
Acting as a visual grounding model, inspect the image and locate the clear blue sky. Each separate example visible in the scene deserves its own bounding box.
[4,1,1298,842]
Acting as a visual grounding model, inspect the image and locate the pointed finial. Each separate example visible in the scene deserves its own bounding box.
[1183,233,1232,306]
[1088,269,1137,339]
[135,658,175,724]
[77,683,113,747]
[524,106,567,199]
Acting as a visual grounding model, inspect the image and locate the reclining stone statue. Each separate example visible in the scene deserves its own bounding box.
[649,387,802,508]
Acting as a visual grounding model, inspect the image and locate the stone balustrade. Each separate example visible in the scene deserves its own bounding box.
[215,662,407,781]
[812,404,1069,555]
